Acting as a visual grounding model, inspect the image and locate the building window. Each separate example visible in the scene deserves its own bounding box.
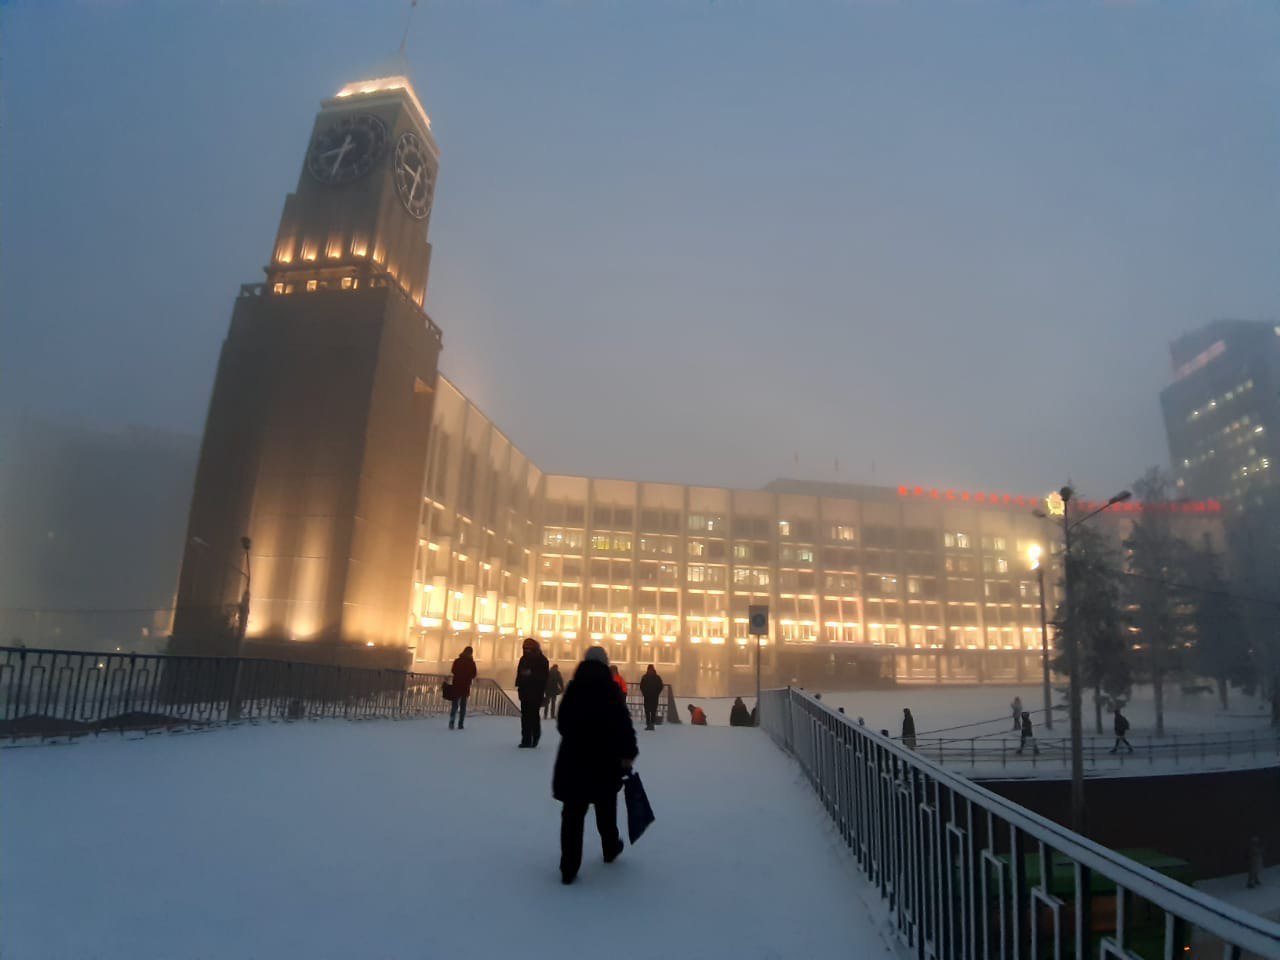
[828,524,856,542]
[340,276,355,290]
[305,279,318,292]
[272,282,285,294]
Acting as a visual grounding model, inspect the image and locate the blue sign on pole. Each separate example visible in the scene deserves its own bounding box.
[748,605,769,636]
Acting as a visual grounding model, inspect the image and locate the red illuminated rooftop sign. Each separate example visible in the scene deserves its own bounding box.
[895,485,1221,515]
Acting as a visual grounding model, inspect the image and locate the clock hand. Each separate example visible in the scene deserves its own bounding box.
[329,135,354,177]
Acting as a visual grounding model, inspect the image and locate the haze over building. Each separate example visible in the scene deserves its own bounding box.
[174,75,1225,696]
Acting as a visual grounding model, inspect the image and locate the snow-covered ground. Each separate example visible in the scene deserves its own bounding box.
[680,685,1278,779]
[0,716,895,960]
[681,683,1273,736]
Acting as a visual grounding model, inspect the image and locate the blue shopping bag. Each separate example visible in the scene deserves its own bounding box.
[623,771,655,844]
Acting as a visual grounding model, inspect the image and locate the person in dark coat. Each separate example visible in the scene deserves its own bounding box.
[1110,708,1133,754]
[516,638,550,748]
[901,708,917,750]
[449,646,478,730]
[544,664,564,720]
[1016,711,1039,755]
[729,697,752,727]
[638,664,664,731]
[553,646,638,885]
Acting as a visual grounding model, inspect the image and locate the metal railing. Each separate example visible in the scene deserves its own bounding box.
[623,683,682,725]
[760,687,1280,960]
[0,647,519,740]
[905,729,1280,774]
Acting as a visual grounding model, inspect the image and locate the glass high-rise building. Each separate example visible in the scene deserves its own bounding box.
[1162,319,1280,508]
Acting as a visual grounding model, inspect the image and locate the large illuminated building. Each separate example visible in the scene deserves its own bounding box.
[174,76,1224,694]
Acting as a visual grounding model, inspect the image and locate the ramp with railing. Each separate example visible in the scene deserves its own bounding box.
[760,687,1280,960]
[0,646,520,740]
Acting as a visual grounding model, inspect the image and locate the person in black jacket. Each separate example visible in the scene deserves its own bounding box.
[901,708,917,750]
[516,638,550,748]
[1016,711,1039,755]
[729,697,752,727]
[553,646,638,885]
[638,664,664,731]
[544,664,564,720]
[1110,708,1133,754]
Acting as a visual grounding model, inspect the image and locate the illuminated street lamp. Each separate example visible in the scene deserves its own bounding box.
[1037,486,1131,834]
[1026,544,1052,732]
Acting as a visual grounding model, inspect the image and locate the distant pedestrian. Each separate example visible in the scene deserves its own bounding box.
[638,664,664,731]
[516,638,550,748]
[1247,836,1264,889]
[901,708,917,750]
[1109,708,1133,754]
[1016,711,1039,755]
[611,665,628,697]
[554,646,637,885]
[448,645,477,731]
[1011,696,1023,731]
[544,664,564,719]
[729,697,752,727]
[687,704,708,726]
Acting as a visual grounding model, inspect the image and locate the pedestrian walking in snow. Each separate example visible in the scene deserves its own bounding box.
[448,646,477,730]
[901,708,917,750]
[638,664,664,730]
[1010,696,1023,731]
[611,664,628,696]
[553,646,638,885]
[729,697,752,727]
[516,638,550,748]
[687,704,708,726]
[544,664,564,720]
[1016,711,1039,755]
[1109,708,1133,754]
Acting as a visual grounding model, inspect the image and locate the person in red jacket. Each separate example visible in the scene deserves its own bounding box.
[610,665,628,696]
[449,646,478,730]
[687,704,708,726]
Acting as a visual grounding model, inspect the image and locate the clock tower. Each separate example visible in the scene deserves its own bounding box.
[173,76,444,666]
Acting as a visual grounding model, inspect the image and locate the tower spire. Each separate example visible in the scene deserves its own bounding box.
[398,0,419,58]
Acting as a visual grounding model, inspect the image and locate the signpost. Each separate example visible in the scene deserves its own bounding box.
[748,605,769,726]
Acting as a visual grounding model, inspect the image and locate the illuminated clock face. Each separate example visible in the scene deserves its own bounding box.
[394,132,434,220]
[306,113,389,185]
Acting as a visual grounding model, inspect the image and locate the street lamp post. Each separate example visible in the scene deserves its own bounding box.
[1048,486,1130,835]
[1028,545,1052,731]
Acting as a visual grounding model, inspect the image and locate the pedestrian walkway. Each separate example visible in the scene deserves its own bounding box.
[0,716,894,960]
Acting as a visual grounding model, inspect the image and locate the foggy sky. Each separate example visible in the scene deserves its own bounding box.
[3,0,1278,500]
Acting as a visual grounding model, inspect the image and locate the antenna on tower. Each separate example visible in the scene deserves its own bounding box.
[398,0,420,58]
